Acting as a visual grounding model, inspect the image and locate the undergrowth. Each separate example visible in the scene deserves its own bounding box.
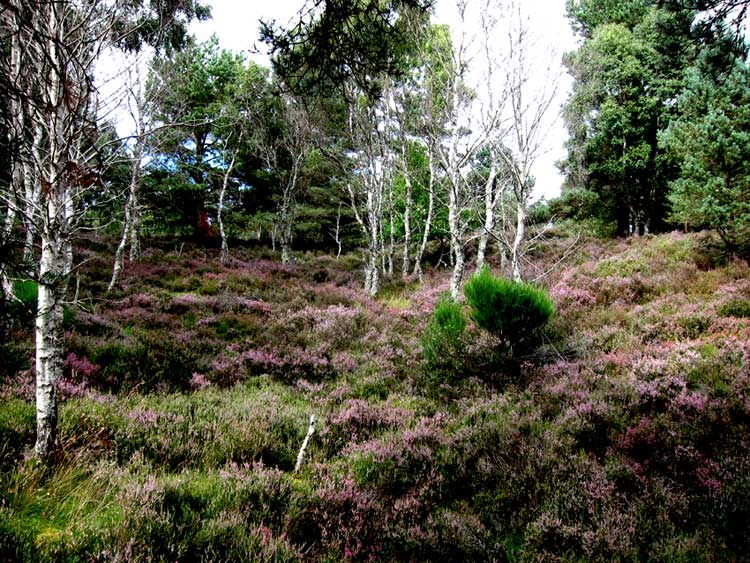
[1,232,750,561]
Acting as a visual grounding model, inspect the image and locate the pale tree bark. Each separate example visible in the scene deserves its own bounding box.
[386,174,395,278]
[218,152,236,266]
[1,0,203,461]
[109,135,144,291]
[279,151,303,264]
[475,157,499,272]
[401,160,413,278]
[332,202,343,260]
[109,57,172,290]
[33,1,83,460]
[345,82,394,297]
[412,142,436,282]
[499,1,560,282]
[511,199,526,281]
[256,93,314,265]
[475,0,511,273]
[392,94,414,279]
[427,0,491,299]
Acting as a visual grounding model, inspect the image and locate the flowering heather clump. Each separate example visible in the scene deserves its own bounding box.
[320,399,411,455]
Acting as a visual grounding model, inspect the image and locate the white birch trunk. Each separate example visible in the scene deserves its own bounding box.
[401,159,413,279]
[413,145,435,283]
[476,161,499,272]
[511,200,526,281]
[218,153,235,266]
[279,154,301,265]
[448,183,464,300]
[333,203,343,260]
[109,136,144,291]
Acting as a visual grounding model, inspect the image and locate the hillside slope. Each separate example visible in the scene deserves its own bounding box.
[1,231,749,562]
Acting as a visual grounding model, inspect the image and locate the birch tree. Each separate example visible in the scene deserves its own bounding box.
[500,1,560,281]
[345,84,395,296]
[108,59,158,291]
[426,8,486,299]
[0,0,206,461]
[255,91,316,265]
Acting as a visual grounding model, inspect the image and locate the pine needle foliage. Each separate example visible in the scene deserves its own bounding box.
[463,268,553,353]
[420,295,466,378]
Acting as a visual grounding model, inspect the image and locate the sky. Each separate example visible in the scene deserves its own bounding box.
[188,0,578,201]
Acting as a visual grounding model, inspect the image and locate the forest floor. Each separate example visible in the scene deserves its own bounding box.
[1,227,750,562]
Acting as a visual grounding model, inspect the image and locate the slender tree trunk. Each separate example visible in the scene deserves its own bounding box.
[1,201,16,298]
[34,2,78,461]
[218,153,235,266]
[387,181,395,278]
[23,125,44,262]
[279,155,301,265]
[511,200,526,281]
[413,145,435,283]
[476,161,499,272]
[109,136,144,291]
[448,179,464,300]
[401,161,413,279]
[333,203,342,260]
[129,205,142,260]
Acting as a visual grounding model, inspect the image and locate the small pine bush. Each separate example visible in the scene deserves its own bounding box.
[463,268,553,355]
[420,296,466,379]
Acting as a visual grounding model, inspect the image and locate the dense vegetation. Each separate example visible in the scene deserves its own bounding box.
[1,229,750,561]
[3,0,750,560]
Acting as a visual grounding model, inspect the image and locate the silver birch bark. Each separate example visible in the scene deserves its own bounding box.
[401,162,413,278]
[218,152,236,266]
[511,199,526,281]
[109,135,144,291]
[345,88,391,297]
[412,143,435,282]
[500,1,560,281]
[34,1,75,460]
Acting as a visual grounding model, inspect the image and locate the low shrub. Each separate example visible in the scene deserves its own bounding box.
[420,296,466,381]
[463,268,553,356]
[717,298,750,318]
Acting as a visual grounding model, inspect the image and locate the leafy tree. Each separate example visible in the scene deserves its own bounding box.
[661,62,750,253]
[148,37,265,237]
[0,0,207,461]
[561,4,694,235]
[260,0,433,97]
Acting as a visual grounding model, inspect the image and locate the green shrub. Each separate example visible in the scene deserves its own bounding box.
[717,298,750,318]
[463,268,554,355]
[420,296,466,380]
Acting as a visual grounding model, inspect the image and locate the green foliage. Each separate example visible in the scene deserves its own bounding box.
[260,0,432,97]
[717,298,750,318]
[12,280,37,311]
[420,296,466,379]
[561,4,697,236]
[661,63,750,253]
[463,268,554,354]
[0,399,34,472]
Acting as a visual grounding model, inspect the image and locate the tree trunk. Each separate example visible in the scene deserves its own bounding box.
[387,181,395,278]
[109,137,144,291]
[476,161,499,272]
[511,200,526,282]
[279,155,301,265]
[401,162,413,279]
[413,145,435,283]
[218,153,235,266]
[448,180,464,300]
